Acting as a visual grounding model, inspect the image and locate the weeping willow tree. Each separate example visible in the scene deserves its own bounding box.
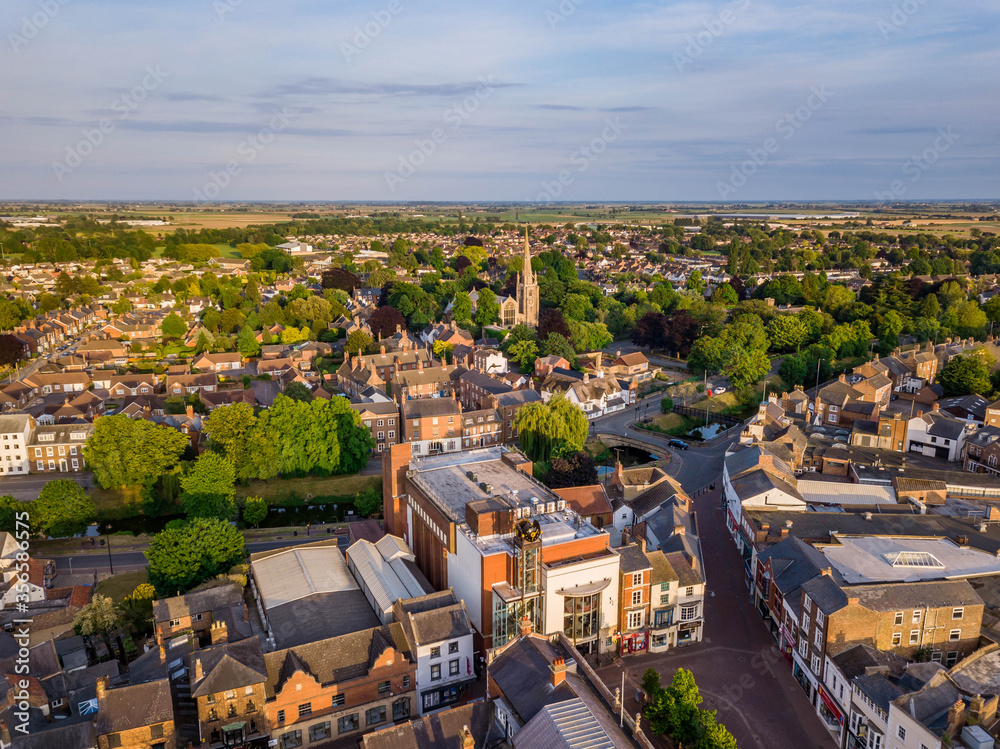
[513,394,588,463]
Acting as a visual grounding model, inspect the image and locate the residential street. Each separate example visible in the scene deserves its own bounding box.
[594,436,841,749]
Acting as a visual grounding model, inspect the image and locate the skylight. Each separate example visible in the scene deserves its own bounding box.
[883,551,945,569]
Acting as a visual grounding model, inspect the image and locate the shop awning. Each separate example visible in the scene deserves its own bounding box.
[556,579,611,596]
[222,722,246,732]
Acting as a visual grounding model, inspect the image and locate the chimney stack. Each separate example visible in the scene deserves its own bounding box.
[838,374,846,383]
[159,644,166,663]
[380,345,386,355]
[96,676,108,700]
[210,620,228,645]
[186,404,194,418]
[461,725,475,749]
[194,656,204,683]
[519,615,533,637]
[550,657,567,687]
[932,402,939,412]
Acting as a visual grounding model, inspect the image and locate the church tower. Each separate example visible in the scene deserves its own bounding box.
[516,228,539,327]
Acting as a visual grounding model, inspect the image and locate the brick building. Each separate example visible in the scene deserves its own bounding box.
[28,423,92,473]
[95,676,176,749]
[262,625,416,747]
[382,445,621,656]
[401,398,463,457]
[190,634,269,749]
[351,401,401,455]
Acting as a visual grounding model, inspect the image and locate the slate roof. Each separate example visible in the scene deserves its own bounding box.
[152,582,243,623]
[262,624,411,699]
[831,643,907,681]
[360,699,497,749]
[615,544,652,574]
[190,637,267,698]
[95,678,173,735]
[489,637,576,724]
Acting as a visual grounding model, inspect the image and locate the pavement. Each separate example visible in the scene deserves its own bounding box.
[592,437,840,749]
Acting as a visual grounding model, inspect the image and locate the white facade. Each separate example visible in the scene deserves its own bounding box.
[0,414,33,476]
[886,702,941,749]
[412,633,475,715]
[540,553,620,654]
[905,415,971,462]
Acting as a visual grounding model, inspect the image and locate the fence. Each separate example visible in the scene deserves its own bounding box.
[671,404,743,427]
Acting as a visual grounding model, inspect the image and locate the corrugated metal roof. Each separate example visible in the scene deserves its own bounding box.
[798,480,896,506]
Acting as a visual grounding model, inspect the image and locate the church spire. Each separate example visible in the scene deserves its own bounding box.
[522,227,533,284]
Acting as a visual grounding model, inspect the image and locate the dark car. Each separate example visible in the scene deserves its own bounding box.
[668,439,689,450]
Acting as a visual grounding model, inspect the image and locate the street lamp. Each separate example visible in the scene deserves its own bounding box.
[105,525,114,575]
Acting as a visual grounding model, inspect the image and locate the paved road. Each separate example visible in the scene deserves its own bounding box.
[3,473,94,500]
[49,535,347,575]
[593,432,839,749]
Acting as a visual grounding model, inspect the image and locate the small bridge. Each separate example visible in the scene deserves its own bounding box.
[592,431,671,456]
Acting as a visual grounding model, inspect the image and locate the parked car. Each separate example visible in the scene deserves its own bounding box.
[713,386,727,394]
[668,439,689,450]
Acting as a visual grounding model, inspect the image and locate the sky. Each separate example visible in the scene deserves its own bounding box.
[1,0,998,202]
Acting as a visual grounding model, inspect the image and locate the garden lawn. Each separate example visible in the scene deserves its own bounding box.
[96,570,148,603]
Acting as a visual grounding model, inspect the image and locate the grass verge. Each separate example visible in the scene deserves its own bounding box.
[96,570,148,603]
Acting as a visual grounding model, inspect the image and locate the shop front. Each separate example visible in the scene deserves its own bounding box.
[621,631,648,655]
[778,625,794,665]
[420,676,477,713]
[816,686,844,739]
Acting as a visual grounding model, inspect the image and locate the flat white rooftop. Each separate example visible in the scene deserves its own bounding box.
[252,545,358,610]
[798,480,896,507]
[819,535,1000,584]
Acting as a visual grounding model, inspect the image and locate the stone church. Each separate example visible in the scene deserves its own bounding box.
[498,230,539,328]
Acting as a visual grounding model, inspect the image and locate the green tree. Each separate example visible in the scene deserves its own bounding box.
[203,403,273,483]
[179,452,236,519]
[939,354,992,397]
[767,315,808,352]
[73,594,120,653]
[432,339,455,364]
[242,496,268,528]
[541,333,577,365]
[451,291,473,322]
[710,283,739,306]
[85,415,188,489]
[32,479,95,537]
[514,395,588,463]
[161,312,187,339]
[686,270,705,294]
[120,583,156,637]
[237,326,261,357]
[145,518,246,596]
[283,382,315,402]
[354,488,382,517]
[507,339,539,373]
[475,288,500,328]
[645,668,702,743]
[0,495,21,533]
[345,330,373,355]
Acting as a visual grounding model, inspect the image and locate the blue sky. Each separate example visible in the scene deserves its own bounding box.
[2,0,998,201]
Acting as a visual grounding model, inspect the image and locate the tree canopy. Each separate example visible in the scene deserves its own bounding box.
[145,518,246,596]
[84,415,189,489]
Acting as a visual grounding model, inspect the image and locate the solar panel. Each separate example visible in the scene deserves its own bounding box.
[883,551,945,569]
